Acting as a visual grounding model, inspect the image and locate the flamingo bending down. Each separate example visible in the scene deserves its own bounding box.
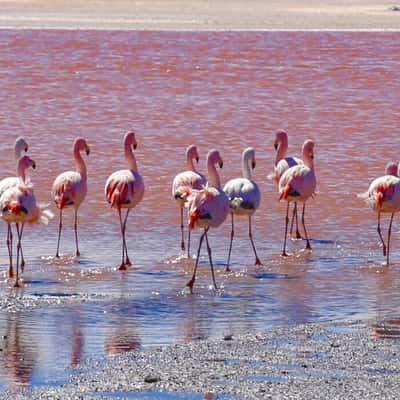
[358,167,400,265]
[186,150,229,293]
[279,140,316,256]
[105,131,145,270]
[268,130,303,239]
[0,137,29,276]
[223,147,261,271]
[172,145,206,255]
[51,138,90,258]
[0,156,53,287]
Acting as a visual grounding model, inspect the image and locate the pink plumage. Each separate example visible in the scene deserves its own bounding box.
[105,130,145,270]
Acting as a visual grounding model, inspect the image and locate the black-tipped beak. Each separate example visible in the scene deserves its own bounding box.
[195,157,199,163]
[252,161,256,169]
[32,161,36,169]
[133,143,137,150]
[218,160,223,168]
[274,143,278,150]
[310,154,314,160]
[86,148,90,156]
[25,146,28,152]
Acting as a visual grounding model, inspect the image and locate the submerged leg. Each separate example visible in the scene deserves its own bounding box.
[386,213,394,266]
[282,202,290,257]
[205,228,218,290]
[186,229,206,293]
[302,202,312,251]
[226,213,234,272]
[56,208,63,258]
[249,216,262,265]
[14,223,24,288]
[74,209,80,257]
[377,211,386,256]
[187,228,191,258]
[7,224,13,278]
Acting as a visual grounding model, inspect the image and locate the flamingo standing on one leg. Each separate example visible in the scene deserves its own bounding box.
[268,130,303,239]
[358,163,400,265]
[223,147,262,271]
[51,137,90,258]
[0,137,29,277]
[279,140,316,256]
[0,155,53,287]
[186,150,229,293]
[172,145,206,256]
[105,130,145,270]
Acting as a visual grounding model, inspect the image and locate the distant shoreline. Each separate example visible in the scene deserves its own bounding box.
[0,1,399,30]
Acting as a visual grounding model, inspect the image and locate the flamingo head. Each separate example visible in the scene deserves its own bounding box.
[186,144,199,163]
[244,147,256,169]
[125,130,137,150]
[385,161,398,177]
[274,129,288,151]
[302,139,315,162]
[14,136,29,160]
[75,137,90,155]
[207,149,223,169]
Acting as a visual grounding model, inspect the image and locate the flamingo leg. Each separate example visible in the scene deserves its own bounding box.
[386,213,394,266]
[377,211,386,256]
[118,208,127,271]
[187,228,191,259]
[56,208,63,258]
[74,209,80,257]
[281,202,290,257]
[122,208,131,266]
[6,223,13,278]
[19,224,25,272]
[291,202,302,239]
[301,202,312,251]
[186,228,206,293]
[14,223,23,288]
[204,228,218,290]
[249,215,262,265]
[226,213,234,272]
[180,207,185,251]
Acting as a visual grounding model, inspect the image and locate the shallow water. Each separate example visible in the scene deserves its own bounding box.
[0,31,400,389]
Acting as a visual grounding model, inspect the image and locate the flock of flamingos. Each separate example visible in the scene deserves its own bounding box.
[0,130,395,291]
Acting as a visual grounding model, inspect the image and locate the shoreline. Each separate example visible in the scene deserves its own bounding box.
[4,318,400,399]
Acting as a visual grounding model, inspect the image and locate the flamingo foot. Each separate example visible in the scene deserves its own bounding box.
[254,257,262,266]
[225,266,231,273]
[281,251,289,257]
[56,253,60,258]
[125,257,132,266]
[306,242,312,251]
[13,280,20,288]
[76,250,81,257]
[118,263,127,271]
[295,230,303,240]
[8,267,14,278]
[186,277,195,294]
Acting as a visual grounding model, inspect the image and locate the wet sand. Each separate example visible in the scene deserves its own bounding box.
[3,319,400,399]
[0,0,399,30]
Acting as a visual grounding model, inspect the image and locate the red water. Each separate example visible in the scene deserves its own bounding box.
[0,30,400,388]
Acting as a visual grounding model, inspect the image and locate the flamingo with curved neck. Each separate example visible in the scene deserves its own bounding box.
[223,147,262,271]
[279,139,317,256]
[51,137,90,258]
[172,145,206,255]
[186,149,229,293]
[105,130,145,270]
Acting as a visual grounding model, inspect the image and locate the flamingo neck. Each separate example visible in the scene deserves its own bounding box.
[186,156,196,172]
[208,160,221,188]
[124,141,138,171]
[17,162,27,184]
[275,136,288,166]
[74,145,87,179]
[242,152,252,180]
[303,152,314,169]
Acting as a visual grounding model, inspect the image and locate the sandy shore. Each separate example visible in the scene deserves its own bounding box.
[0,0,399,30]
[2,319,399,399]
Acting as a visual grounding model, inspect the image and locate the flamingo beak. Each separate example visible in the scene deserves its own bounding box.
[252,160,256,169]
[86,147,90,156]
[31,160,36,169]
[133,142,138,150]
[25,145,28,152]
[274,143,278,150]
[218,159,223,168]
[196,156,199,163]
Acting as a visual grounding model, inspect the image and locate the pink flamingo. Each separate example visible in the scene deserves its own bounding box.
[358,163,400,265]
[269,130,303,239]
[223,147,261,271]
[105,131,145,270]
[0,155,53,287]
[279,139,316,256]
[172,145,206,256]
[51,138,90,258]
[0,137,29,276]
[186,149,229,293]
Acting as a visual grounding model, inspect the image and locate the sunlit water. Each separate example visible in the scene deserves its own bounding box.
[0,31,399,389]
